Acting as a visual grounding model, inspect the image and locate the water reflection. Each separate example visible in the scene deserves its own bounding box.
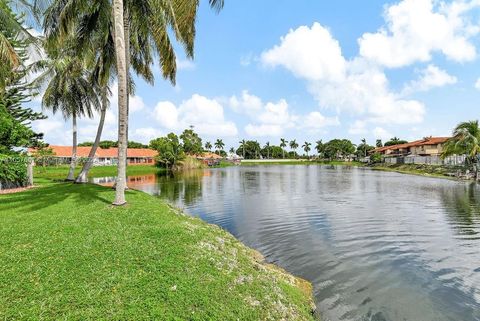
[92,166,480,321]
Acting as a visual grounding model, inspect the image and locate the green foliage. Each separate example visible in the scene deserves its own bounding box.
[261,145,284,159]
[79,141,148,148]
[376,139,383,148]
[323,139,356,159]
[370,152,382,164]
[384,137,408,146]
[150,133,185,170]
[180,128,203,155]
[355,141,375,158]
[442,120,480,166]
[236,140,261,159]
[0,153,27,188]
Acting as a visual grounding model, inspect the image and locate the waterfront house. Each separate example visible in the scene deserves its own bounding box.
[195,152,223,166]
[373,137,449,157]
[29,145,157,166]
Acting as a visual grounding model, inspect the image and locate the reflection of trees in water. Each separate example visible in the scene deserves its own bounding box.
[441,183,480,235]
[156,170,204,206]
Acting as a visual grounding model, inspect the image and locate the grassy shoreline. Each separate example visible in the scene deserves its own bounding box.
[366,163,464,180]
[33,164,163,179]
[0,178,316,320]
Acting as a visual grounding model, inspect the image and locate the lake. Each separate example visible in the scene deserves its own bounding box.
[92,165,480,321]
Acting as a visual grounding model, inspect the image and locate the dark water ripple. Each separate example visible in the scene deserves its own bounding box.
[92,165,480,321]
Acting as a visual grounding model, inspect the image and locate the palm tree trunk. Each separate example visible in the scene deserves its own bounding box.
[112,0,128,205]
[76,91,107,183]
[67,113,77,181]
[123,7,130,188]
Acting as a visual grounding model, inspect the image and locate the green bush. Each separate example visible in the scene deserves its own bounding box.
[0,153,28,189]
[370,152,383,164]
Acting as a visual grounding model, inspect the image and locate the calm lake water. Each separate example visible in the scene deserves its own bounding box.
[92,165,480,321]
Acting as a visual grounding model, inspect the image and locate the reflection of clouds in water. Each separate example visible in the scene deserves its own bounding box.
[91,167,480,321]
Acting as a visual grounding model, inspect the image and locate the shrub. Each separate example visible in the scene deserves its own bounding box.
[0,153,28,189]
[370,152,382,164]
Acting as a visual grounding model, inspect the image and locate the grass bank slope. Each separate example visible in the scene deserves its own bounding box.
[0,182,315,320]
[33,165,162,180]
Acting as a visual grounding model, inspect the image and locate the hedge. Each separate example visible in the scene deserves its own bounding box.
[0,154,28,190]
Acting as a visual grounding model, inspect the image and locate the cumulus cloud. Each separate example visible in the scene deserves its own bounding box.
[358,0,479,68]
[475,78,480,90]
[261,22,426,128]
[153,94,238,137]
[132,127,163,143]
[176,58,196,71]
[403,64,457,94]
[229,91,338,137]
[373,127,393,141]
[261,22,346,81]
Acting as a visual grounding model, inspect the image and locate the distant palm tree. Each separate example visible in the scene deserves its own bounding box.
[361,138,367,157]
[443,120,480,179]
[302,141,311,158]
[214,139,225,155]
[229,147,235,154]
[205,141,212,151]
[376,139,383,148]
[280,138,288,159]
[315,140,324,157]
[239,139,247,158]
[289,139,299,158]
[264,141,270,159]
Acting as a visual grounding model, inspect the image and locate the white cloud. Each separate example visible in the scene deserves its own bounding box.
[348,120,368,135]
[475,78,480,90]
[229,90,263,116]
[153,94,238,137]
[132,127,162,143]
[261,22,346,81]
[301,112,340,130]
[358,0,479,68]
[403,64,457,94]
[245,124,284,137]
[261,23,426,127]
[176,58,195,71]
[373,127,393,141]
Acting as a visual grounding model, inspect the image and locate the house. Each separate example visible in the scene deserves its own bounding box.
[29,145,157,166]
[195,152,223,166]
[372,137,449,157]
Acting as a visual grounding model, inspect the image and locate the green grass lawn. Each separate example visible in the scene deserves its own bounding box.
[34,165,163,179]
[0,181,315,320]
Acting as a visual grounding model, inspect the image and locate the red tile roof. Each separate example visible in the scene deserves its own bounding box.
[194,152,223,160]
[373,137,450,153]
[29,146,157,158]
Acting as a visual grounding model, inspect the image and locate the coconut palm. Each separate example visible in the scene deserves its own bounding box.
[280,138,288,159]
[315,140,324,157]
[35,53,99,181]
[205,141,212,151]
[264,141,270,159]
[45,0,224,204]
[361,138,367,157]
[289,139,298,158]
[302,141,311,158]
[443,120,480,179]
[229,147,234,154]
[376,139,383,148]
[214,139,224,155]
[239,139,246,158]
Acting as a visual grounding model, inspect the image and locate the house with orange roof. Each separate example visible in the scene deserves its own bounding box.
[194,152,223,166]
[372,137,450,157]
[29,146,157,166]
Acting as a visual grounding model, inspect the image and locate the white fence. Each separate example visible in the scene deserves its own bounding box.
[384,155,466,166]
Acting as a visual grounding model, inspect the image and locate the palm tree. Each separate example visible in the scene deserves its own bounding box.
[45,0,225,204]
[315,140,324,158]
[280,138,288,159]
[361,138,367,157]
[214,139,224,155]
[36,54,99,181]
[229,147,235,154]
[302,141,311,158]
[264,141,270,159]
[205,141,212,151]
[289,139,298,158]
[239,139,246,159]
[376,139,383,148]
[443,120,480,179]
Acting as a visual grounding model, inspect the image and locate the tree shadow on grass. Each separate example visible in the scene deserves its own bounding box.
[0,182,113,213]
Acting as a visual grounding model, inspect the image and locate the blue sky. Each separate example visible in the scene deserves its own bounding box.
[33,0,480,150]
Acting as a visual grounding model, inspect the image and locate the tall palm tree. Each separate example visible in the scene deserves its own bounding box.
[376,139,383,148]
[205,141,212,151]
[45,0,225,204]
[443,120,480,179]
[289,139,298,158]
[264,141,270,159]
[239,139,246,159]
[36,54,99,181]
[280,138,288,159]
[315,140,323,157]
[229,147,235,154]
[302,141,311,158]
[214,138,224,155]
[361,138,367,157]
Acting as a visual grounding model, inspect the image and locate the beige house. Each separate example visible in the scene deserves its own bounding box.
[373,137,449,157]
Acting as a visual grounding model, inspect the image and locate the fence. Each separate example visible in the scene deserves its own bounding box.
[384,155,466,166]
